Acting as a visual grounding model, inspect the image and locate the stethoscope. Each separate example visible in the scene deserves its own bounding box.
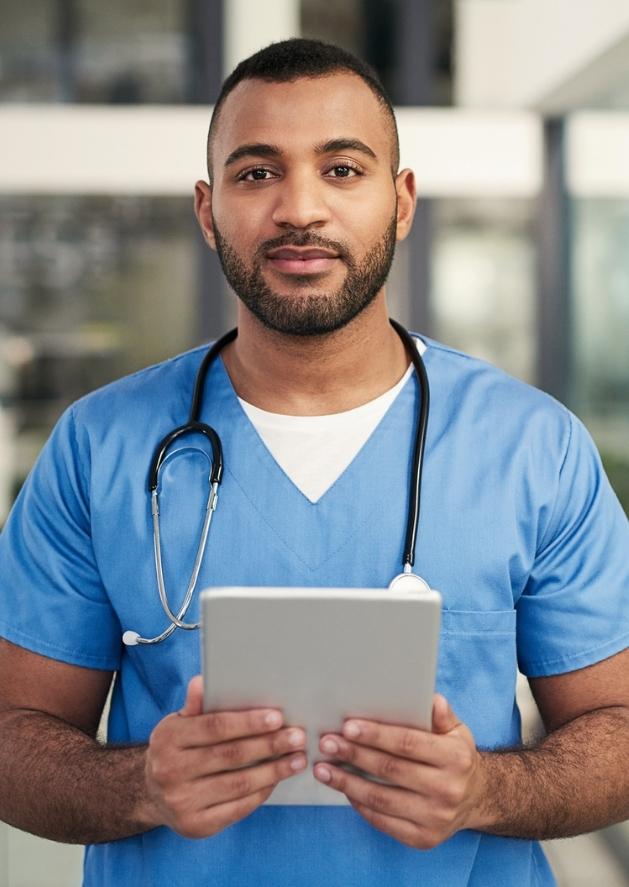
[122,319,430,647]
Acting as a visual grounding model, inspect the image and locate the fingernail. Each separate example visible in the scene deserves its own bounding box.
[290,754,306,771]
[265,711,282,728]
[315,765,331,783]
[288,729,306,747]
[344,721,361,739]
[321,738,338,754]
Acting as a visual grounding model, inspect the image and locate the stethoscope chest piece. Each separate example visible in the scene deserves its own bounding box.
[389,571,432,594]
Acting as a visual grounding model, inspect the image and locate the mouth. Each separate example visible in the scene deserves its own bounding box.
[265,247,341,276]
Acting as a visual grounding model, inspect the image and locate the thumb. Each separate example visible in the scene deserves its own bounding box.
[431,693,460,735]
[179,675,204,717]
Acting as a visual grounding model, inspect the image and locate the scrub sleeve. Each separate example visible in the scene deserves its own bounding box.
[0,406,121,670]
[517,413,629,677]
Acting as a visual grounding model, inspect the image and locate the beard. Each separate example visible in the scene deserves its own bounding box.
[212,211,398,336]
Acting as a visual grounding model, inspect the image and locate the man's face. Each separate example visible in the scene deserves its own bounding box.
[197,73,414,336]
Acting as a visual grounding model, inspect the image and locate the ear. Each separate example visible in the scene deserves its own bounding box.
[393,168,417,243]
[194,180,217,251]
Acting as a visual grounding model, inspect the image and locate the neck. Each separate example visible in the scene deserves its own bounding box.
[221,292,410,416]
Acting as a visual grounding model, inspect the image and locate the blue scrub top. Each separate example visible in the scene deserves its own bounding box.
[1,336,628,887]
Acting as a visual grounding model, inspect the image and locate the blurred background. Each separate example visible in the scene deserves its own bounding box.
[0,1,628,885]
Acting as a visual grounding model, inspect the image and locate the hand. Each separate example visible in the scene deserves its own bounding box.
[145,675,307,839]
[313,694,484,850]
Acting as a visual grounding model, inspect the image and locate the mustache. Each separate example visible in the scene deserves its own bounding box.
[256,233,350,262]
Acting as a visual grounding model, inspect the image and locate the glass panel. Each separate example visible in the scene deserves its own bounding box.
[0,0,189,103]
[75,0,188,103]
[300,0,365,57]
[301,0,453,105]
[0,0,58,101]
[0,195,196,518]
[430,199,536,384]
[571,198,629,514]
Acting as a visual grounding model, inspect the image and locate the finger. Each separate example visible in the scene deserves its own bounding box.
[313,762,421,822]
[350,800,426,850]
[176,708,284,749]
[341,719,445,765]
[185,786,275,839]
[179,727,307,779]
[319,734,440,795]
[193,750,307,806]
[431,694,461,735]
[180,675,204,717]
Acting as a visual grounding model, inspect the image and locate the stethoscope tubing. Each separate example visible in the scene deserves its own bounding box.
[122,320,430,646]
[389,319,430,570]
[189,328,238,424]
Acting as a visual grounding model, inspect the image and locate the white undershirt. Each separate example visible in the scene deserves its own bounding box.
[238,338,426,503]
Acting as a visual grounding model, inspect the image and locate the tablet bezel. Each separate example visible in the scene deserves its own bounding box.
[201,586,442,805]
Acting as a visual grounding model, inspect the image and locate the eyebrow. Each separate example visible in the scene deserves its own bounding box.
[223,137,378,168]
[224,143,282,167]
[315,138,377,160]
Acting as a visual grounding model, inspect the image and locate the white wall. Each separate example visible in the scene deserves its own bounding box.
[455,0,629,109]
[0,106,542,197]
[223,0,300,75]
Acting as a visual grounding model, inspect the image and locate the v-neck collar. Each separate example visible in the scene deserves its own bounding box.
[199,356,424,572]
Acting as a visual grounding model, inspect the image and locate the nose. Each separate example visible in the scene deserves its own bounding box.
[271,170,331,230]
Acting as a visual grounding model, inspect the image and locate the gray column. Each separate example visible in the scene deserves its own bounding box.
[405,199,434,336]
[392,0,437,336]
[55,0,78,102]
[536,118,571,402]
[393,0,437,106]
[186,0,223,104]
[186,0,229,342]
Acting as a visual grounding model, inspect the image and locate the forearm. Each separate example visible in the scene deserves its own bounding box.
[472,706,629,840]
[0,709,160,844]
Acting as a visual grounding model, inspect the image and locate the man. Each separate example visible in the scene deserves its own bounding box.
[0,38,628,887]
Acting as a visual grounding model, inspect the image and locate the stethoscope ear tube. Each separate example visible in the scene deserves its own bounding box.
[389,319,430,570]
[150,480,219,628]
[149,423,223,492]
[189,327,238,423]
[127,382,229,645]
[126,334,237,647]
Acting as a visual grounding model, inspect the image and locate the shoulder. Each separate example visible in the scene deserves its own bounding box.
[70,345,208,432]
[420,335,573,447]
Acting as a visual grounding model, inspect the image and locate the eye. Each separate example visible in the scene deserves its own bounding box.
[326,163,362,179]
[237,167,276,182]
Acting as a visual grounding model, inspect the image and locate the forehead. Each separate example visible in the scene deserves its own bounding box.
[212,73,393,165]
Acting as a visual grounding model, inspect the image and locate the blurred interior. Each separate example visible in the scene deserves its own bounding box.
[0,2,628,885]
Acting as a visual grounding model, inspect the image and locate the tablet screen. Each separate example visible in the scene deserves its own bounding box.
[201,586,442,805]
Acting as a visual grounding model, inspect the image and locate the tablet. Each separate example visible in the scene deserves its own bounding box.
[200,586,442,805]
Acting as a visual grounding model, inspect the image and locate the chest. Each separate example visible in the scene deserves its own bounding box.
[92,381,536,747]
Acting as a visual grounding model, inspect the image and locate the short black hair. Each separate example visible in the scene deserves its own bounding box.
[207,38,400,180]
